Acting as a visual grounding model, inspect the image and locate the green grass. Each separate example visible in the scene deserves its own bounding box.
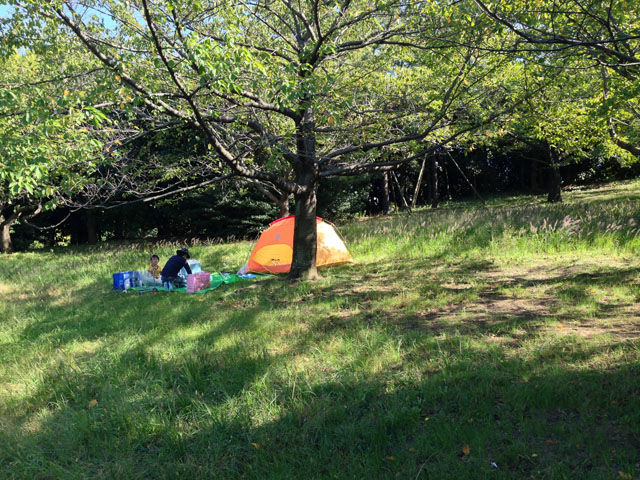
[1,180,640,479]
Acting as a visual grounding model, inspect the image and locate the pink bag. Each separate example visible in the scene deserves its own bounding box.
[186,272,211,293]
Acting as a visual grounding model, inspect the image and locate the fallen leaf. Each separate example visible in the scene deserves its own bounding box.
[618,472,632,479]
[408,448,417,453]
[544,439,555,445]
[251,442,261,449]
[611,450,617,455]
[462,445,470,455]
[384,456,395,461]
[557,324,564,329]
[424,417,430,422]
[88,399,98,408]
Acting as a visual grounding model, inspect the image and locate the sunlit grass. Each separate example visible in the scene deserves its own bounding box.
[1,179,639,479]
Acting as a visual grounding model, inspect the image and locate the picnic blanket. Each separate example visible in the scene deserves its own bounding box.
[127,273,267,294]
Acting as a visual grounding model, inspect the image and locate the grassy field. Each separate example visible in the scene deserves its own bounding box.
[1,180,639,479]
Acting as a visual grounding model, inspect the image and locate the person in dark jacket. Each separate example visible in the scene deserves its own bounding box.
[161,248,192,289]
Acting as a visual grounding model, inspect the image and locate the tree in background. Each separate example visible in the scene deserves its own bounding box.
[473,0,640,158]
[0,45,107,252]
[465,58,612,203]
[9,0,517,278]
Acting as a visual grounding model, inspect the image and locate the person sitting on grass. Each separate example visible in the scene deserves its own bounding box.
[160,248,192,289]
[148,254,161,279]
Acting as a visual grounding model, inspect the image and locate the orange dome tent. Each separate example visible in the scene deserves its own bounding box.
[241,216,352,274]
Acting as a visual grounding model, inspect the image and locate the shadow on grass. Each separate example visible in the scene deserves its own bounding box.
[9,274,277,346]
[6,252,639,355]
[2,333,638,479]
[2,251,640,478]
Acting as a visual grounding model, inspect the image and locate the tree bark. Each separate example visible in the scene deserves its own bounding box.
[0,203,44,251]
[0,207,16,253]
[277,192,290,218]
[290,182,318,281]
[411,155,428,209]
[548,179,562,203]
[289,106,319,281]
[381,172,390,214]
[1,221,13,253]
[547,165,562,203]
[546,143,562,203]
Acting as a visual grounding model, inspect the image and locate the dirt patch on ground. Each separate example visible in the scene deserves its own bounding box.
[0,281,13,295]
[553,302,640,340]
[401,257,640,340]
[471,290,551,318]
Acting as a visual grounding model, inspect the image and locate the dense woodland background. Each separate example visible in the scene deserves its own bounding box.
[2,1,640,262]
[11,148,640,251]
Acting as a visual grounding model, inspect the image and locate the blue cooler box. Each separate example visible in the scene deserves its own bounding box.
[113,271,141,290]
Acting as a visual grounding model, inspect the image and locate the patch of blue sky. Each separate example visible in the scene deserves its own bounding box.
[0,3,117,30]
[0,4,15,18]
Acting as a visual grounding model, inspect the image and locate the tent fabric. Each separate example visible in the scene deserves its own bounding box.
[246,216,352,274]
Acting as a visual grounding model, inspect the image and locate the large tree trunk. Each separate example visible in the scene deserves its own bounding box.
[290,181,318,280]
[1,222,13,253]
[547,165,562,203]
[289,107,319,281]
[0,203,43,252]
[546,143,562,203]
[0,207,16,254]
[381,172,390,214]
